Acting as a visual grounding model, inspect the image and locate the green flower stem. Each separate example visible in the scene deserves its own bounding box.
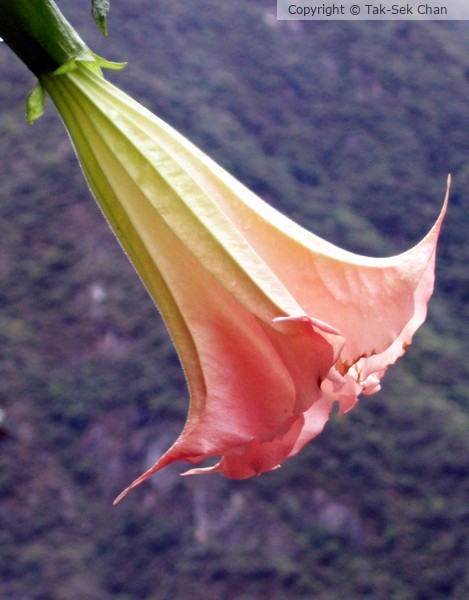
[0,0,124,121]
[0,0,91,75]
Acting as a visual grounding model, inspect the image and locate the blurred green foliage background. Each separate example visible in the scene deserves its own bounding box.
[0,1,468,598]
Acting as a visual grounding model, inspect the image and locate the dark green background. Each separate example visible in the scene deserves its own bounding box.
[0,1,468,598]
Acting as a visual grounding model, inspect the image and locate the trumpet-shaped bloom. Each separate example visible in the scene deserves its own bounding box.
[40,63,448,503]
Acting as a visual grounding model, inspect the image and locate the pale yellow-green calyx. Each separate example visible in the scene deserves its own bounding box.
[27,54,125,123]
[41,66,307,331]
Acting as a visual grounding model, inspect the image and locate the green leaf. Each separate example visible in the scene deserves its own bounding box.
[26,80,46,123]
[52,53,126,77]
[92,0,110,36]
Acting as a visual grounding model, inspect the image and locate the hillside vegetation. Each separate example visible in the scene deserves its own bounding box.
[0,1,468,598]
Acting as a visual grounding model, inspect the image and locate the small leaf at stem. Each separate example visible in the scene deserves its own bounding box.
[26,80,46,123]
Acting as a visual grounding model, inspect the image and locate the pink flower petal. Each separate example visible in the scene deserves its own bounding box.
[40,67,448,502]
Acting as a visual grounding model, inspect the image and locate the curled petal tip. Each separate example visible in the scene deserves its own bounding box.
[434,177,450,239]
[430,174,450,234]
[113,477,146,504]
[272,314,342,337]
[112,490,128,506]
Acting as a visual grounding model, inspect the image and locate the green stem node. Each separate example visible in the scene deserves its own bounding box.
[0,0,90,75]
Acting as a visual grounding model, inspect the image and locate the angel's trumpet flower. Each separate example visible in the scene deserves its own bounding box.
[0,0,448,504]
[39,63,447,503]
